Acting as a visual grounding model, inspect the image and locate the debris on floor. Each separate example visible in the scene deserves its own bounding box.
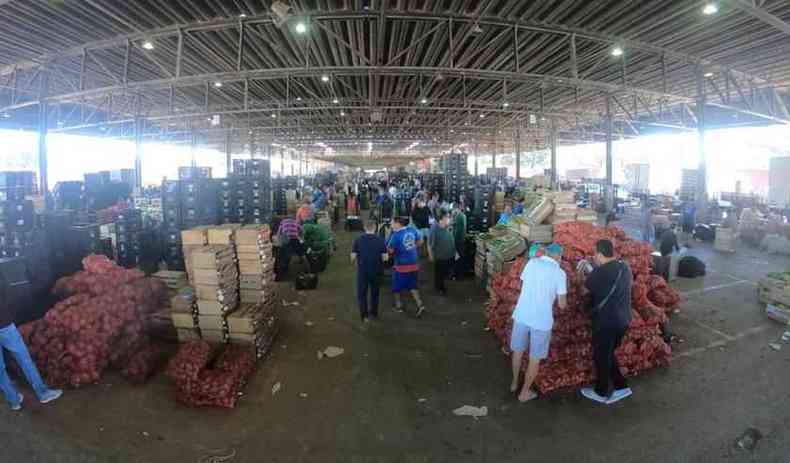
[735,427,762,451]
[299,392,308,398]
[271,382,281,396]
[452,405,488,418]
[305,321,314,327]
[319,346,345,358]
[769,342,782,351]
[282,300,300,307]
[418,398,428,403]
[782,331,790,342]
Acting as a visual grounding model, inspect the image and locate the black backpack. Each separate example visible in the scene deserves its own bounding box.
[678,256,706,278]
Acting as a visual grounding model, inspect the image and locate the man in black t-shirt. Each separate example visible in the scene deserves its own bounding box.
[578,239,633,405]
[351,221,388,325]
[659,224,680,257]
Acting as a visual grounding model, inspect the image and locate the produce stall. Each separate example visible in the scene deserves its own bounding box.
[485,222,680,394]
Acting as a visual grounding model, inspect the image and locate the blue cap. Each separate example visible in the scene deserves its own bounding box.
[546,243,563,256]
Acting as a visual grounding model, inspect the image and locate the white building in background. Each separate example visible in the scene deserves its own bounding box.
[769,157,790,207]
[624,163,650,194]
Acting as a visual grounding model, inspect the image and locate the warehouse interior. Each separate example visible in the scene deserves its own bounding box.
[1,1,790,462]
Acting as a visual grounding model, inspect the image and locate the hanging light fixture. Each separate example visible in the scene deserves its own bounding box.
[611,46,624,57]
[702,3,718,15]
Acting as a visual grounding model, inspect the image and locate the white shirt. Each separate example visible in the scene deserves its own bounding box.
[512,256,567,331]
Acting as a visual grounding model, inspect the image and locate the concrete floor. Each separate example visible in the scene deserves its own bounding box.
[2,219,790,463]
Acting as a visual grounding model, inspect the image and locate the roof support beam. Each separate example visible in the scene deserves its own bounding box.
[732,0,790,37]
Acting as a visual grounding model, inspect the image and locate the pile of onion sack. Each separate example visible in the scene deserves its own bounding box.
[18,254,168,387]
[485,222,680,394]
[166,340,256,408]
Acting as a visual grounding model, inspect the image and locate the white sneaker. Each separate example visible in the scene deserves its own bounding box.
[581,387,609,404]
[39,389,63,404]
[606,388,633,404]
[10,393,23,411]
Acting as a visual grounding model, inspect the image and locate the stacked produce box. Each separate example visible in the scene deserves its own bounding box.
[190,245,239,343]
[235,225,275,304]
[759,270,790,323]
[485,222,679,395]
[223,160,272,225]
[471,183,494,232]
[113,209,143,268]
[181,226,210,283]
[713,227,736,253]
[273,177,298,216]
[161,180,184,269]
[441,152,470,204]
[54,181,86,210]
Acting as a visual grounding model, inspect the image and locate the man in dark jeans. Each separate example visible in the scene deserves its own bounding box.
[428,210,456,296]
[351,221,388,325]
[577,239,633,405]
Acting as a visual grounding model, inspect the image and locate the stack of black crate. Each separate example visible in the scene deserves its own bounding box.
[225,159,272,224]
[54,181,86,210]
[161,180,184,269]
[421,173,445,200]
[0,194,51,293]
[471,181,495,232]
[442,152,470,204]
[114,209,143,268]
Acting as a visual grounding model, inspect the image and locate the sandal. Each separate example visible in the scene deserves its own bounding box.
[415,304,426,318]
[393,304,404,313]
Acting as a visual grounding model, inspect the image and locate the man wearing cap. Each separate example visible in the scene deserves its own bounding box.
[509,243,568,402]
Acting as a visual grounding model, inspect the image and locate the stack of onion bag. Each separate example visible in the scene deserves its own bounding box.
[234,225,276,304]
[485,222,679,395]
[226,301,279,359]
[190,245,239,343]
[166,339,256,408]
[18,254,168,387]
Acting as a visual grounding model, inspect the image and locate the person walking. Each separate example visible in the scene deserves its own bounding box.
[577,239,633,405]
[509,243,567,402]
[351,221,388,325]
[451,202,467,279]
[497,202,514,225]
[296,197,314,224]
[411,196,432,255]
[428,210,456,297]
[1,285,63,411]
[387,217,427,317]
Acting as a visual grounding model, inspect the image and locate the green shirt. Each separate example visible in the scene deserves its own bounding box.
[303,223,331,252]
[429,225,456,260]
[452,212,467,246]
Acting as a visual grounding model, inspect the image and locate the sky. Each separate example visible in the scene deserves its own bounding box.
[0,131,317,186]
[1,124,788,195]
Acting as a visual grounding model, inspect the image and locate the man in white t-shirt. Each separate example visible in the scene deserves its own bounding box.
[510,243,567,402]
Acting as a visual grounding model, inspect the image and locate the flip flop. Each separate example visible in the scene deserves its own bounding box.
[415,304,426,318]
[518,390,538,402]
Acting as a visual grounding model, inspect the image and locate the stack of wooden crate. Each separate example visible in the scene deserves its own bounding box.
[226,300,279,359]
[170,286,200,342]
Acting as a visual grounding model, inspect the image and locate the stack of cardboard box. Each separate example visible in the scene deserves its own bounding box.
[181,226,210,284]
[234,225,276,304]
[189,245,239,343]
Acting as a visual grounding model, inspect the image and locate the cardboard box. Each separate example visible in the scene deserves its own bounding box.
[198,314,226,331]
[181,226,210,245]
[171,310,197,329]
[208,224,240,245]
[177,327,201,342]
[197,299,237,315]
[192,268,238,286]
[200,329,227,343]
[190,245,236,269]
[195,284,238,303]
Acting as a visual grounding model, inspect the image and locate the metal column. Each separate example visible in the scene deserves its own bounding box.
[492,142,496,170]
[605,95,614,211]
[696,67,708,212]
[190,130,198,167]
[249,130,256,158]
[37,99,49,201]
[550,120,558,190]
[37,73,49,201]
[280,146,285,175]
[474,142,479,178]
[514,125,521,181]
[225,130,232,175]
[134,117,144,191]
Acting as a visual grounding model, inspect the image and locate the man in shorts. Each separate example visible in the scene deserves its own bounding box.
[387,217,426,318]
[510,243,567,402]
